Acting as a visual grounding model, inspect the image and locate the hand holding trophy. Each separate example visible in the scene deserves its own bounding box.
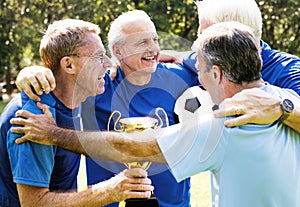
[107,108,169,207]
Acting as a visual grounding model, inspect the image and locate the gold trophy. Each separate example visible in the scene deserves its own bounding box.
[107,107,169,207]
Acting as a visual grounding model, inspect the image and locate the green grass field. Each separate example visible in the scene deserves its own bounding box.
[190,172,212,207]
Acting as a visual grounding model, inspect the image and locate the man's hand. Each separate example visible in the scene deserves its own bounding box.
[16,66,56,101]
[94,167,154,203]
[10,102,57,145]
[158,51,183,65]
[214,88,282,127]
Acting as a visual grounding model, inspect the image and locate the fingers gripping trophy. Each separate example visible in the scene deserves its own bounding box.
[108,108,169,207]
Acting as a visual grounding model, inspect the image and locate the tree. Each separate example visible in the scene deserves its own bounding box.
[259,0,300,55]
[1,0,299,95]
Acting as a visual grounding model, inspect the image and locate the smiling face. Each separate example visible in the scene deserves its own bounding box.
[72,32,108,98]
[114,18,160,77]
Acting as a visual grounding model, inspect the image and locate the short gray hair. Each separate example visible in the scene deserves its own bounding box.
[107,10,155,59]
[196,22,262,83]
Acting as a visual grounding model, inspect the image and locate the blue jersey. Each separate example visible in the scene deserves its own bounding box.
[183,41,300,95]
[0,92,80,207]
[158,85,300,207]
[260,41,300,95]
[82,62,199,207]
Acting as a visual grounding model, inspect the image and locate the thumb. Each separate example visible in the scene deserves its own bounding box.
[125,167,148,178]
[37,102,53,118]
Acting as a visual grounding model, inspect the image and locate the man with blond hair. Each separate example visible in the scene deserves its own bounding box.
[0,19,153,207]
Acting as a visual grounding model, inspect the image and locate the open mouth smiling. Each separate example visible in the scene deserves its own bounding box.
[141,53,158,61]
[142,56,155,60]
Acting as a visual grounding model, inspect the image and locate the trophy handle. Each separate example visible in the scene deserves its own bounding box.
[155,107,169,127]
[107,110,122,131]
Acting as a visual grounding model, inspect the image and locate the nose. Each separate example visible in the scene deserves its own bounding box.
[103,55,112,68]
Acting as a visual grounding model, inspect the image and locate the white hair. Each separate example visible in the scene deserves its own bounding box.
[107,10,155,59]
[196,0,262,44]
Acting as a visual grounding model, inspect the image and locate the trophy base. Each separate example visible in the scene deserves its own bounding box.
[125,196,160,207]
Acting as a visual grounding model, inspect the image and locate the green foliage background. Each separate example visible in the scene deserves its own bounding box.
[1,0,299,94]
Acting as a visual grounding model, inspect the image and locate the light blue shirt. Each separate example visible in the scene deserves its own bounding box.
[157,85,300,207]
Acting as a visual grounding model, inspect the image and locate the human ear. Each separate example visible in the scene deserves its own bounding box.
[212,65,222,83]
[112,45,122,59]
[60,56,75,74]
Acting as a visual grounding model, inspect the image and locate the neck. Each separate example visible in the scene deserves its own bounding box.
[125,72,152,85]
[223,78,266,101]
[53,76,83,109]
[121,66,152,86]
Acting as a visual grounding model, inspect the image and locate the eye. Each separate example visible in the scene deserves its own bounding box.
[153,37,159,43]
[93,55,104,63]
[139,40,147,46]
[99,55,105,63]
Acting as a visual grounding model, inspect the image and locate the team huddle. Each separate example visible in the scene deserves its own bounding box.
[1,0,300,207]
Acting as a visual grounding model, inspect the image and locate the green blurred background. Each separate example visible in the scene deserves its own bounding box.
[1,0,300,98]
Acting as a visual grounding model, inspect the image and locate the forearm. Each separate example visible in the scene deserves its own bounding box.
[18,182,121,207]
[50,126,86,154]
[50,126,165,163]
[45,185,115,207]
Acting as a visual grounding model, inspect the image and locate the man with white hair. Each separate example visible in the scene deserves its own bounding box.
[180,0,300,132]
[81,10,198,207]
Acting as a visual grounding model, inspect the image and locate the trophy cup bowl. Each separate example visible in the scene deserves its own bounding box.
[107,108,168,207]
[119,116,159,170]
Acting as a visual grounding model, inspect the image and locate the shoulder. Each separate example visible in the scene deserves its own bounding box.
[1,93,22,121]
[156,62,199,86]
[262,84,300,102]
[157,62,196,74]
[261,41,300,65]
[0,94,22,138]
[21,92,56,115]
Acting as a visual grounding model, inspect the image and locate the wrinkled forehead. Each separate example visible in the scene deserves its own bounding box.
[122,18,156,34]
[123,31,158,42]
[79,32,106,54]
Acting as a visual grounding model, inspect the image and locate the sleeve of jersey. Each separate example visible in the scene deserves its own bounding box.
[182,52,197,73]
[7,99,57,188]
[162,62,200,87]
[280,61,300,96]
[156,117,228,182]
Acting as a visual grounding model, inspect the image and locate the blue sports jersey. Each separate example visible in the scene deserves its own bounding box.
[158,85,300,207]
[183,41,300,95]
[82,62,199,207]
[0,92,80,207]
[260,41,300,95]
